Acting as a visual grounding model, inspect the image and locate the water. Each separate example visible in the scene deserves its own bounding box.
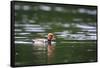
[14,2,97,66]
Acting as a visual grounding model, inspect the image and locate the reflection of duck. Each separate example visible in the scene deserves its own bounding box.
[47,44,55,64]
[32,33,56,46]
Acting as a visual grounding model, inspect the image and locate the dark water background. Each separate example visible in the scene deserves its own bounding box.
[14,2,97,66]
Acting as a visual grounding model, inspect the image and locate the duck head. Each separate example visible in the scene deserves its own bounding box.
[48,33,55,41]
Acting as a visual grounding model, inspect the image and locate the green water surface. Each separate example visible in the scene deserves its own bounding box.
[14,2,97,66]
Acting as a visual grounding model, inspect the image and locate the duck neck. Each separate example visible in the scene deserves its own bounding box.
[48,39,51,45]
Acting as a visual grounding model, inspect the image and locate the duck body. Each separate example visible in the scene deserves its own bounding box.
[32,33,56,46]
[32,39,48,46]
[32,38,56,46]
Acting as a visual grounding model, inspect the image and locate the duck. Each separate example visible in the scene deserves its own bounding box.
[32,33,56,46]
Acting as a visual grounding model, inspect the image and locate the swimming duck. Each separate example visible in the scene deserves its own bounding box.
[32,33,55,46]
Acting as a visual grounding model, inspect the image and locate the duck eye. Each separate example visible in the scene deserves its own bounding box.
[50,35,53,37]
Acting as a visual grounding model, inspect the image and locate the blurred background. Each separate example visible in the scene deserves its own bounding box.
[14,2,97,66]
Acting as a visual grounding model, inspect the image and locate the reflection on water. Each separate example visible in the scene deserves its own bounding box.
[47,44,55,64]
[32,44,47,65]
[31,42,56,65]
[14,2,97,66]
